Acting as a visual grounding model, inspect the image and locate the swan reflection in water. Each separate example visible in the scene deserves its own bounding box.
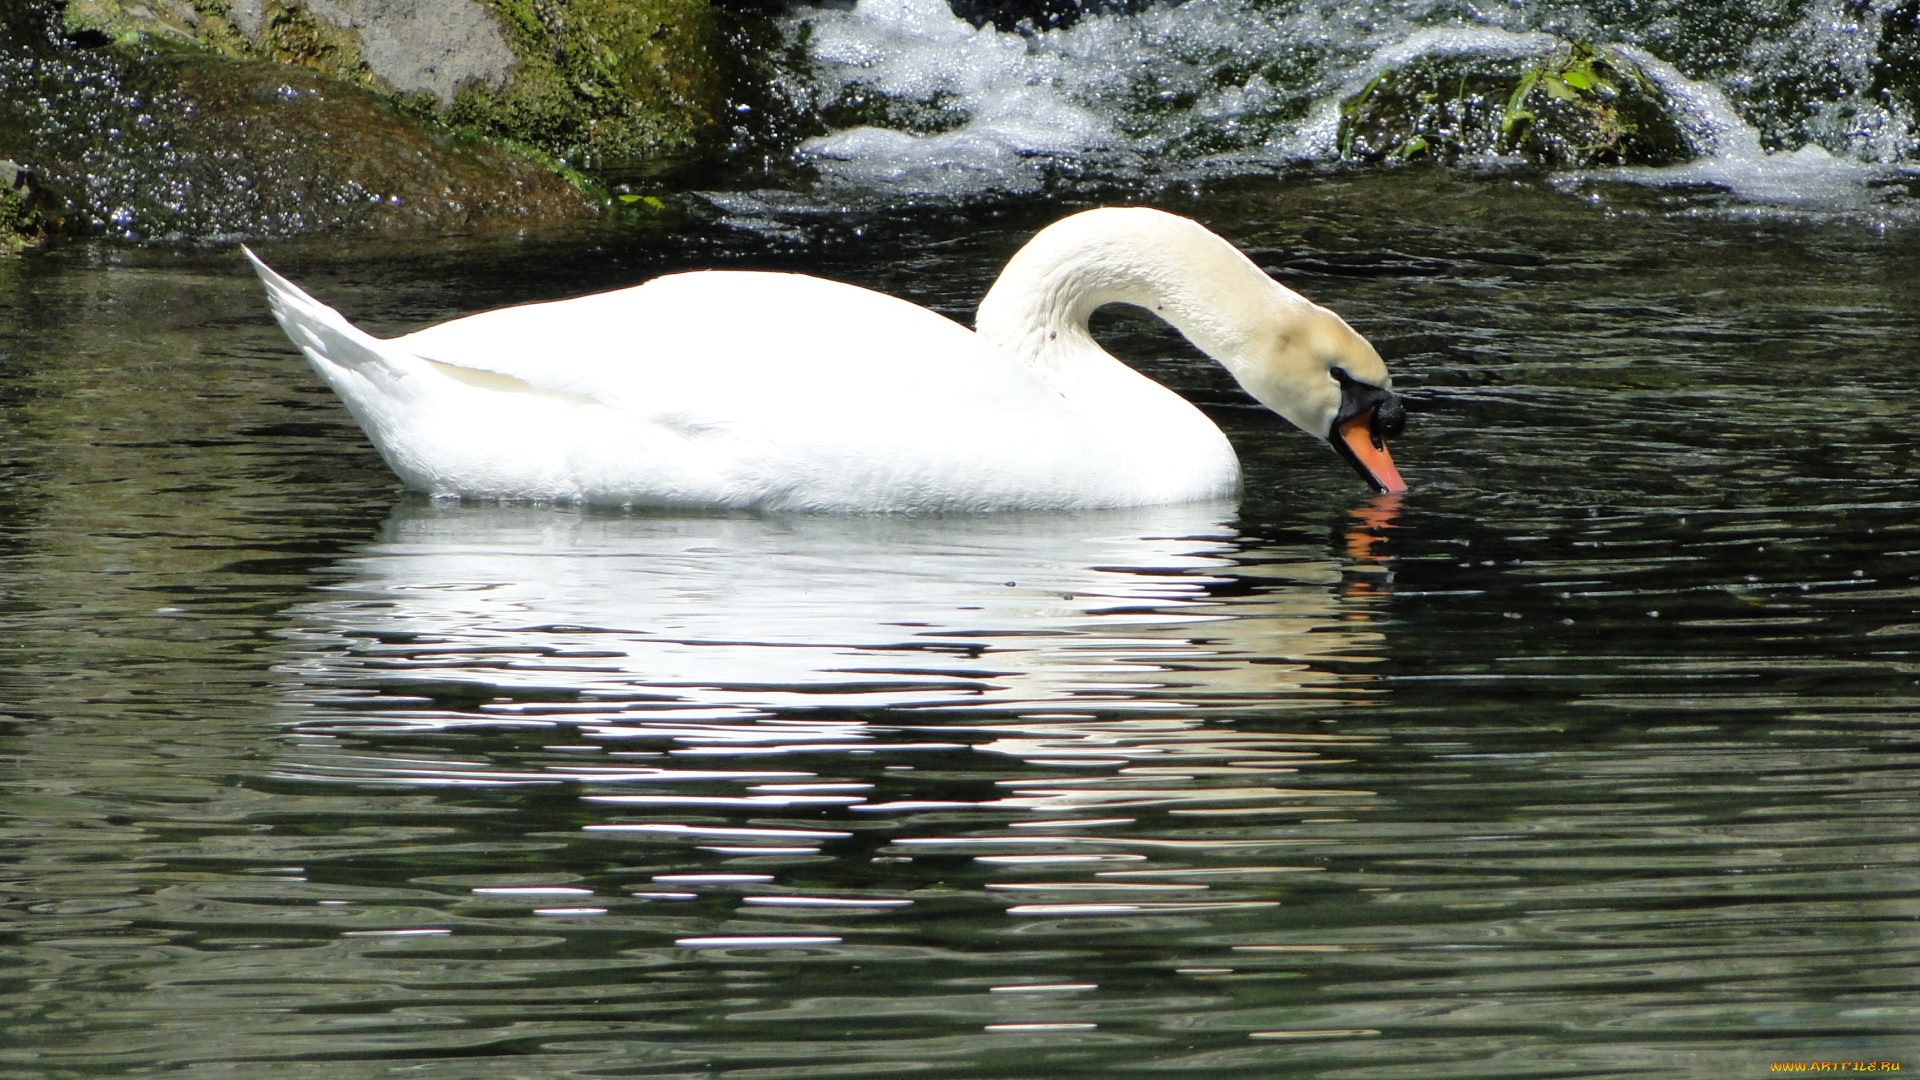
[280,499,1398,731]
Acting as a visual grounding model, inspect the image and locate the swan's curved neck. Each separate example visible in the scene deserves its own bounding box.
[973,209,1303,393]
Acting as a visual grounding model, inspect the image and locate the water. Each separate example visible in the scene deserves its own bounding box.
[1,165,1916,1076]
[763,0,1920,210]
[6,0,1920,1071]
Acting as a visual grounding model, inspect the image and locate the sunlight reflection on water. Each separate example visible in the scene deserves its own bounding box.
[5,173,1918,1079]
[278,499,1392,729]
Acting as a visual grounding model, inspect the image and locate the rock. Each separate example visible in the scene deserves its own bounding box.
[230,0,267,41]
[284,0,519,104]
[0,10,597,241]
[61,0,240,50]
[1339,41,1695,169]
[56,0,734,170]
[0,0,762,240]
[452,0,730,169]
[0,161,54,255]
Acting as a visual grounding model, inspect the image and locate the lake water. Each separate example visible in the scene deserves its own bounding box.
[2,163,1918,1077]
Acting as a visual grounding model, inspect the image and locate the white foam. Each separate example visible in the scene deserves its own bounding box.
[777,0,1917,207]
[804,90,1111,195]
[1568,47,1909,208]
[1371,25,1561,68]
[796,0,1114,194]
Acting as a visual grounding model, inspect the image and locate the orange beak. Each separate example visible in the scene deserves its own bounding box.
[1336,409,1406,494]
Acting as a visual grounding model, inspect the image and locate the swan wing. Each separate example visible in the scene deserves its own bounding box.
[391,270,1052,423]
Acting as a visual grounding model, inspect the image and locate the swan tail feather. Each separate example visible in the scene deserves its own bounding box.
[243,246,414,385]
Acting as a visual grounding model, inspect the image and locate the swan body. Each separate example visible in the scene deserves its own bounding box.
[249,207,1404,512]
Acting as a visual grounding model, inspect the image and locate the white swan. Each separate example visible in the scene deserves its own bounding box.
[247,207,1405,512]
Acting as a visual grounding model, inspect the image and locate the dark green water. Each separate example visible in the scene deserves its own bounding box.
[1,171,1917,1078]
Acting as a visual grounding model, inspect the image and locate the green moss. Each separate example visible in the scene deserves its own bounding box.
[0,191,27,255]
[483,134,609,199]
[0,170,49,256]
[1339,41,1694,169]
[64,0,377,81]
[251,0,378,89]
[454,0,727,169]
[63,0,236,53]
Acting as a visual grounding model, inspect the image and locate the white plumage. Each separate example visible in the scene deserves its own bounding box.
[249,207,1400,511]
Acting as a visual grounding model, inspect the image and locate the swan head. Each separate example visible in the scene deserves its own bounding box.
[1228,301,1407,495]
[974,205,1409,493]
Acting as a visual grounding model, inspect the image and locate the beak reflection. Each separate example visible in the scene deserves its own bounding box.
[1344,491,1402,563]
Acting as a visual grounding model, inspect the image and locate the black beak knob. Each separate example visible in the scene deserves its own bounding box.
[1371,392,1406,442]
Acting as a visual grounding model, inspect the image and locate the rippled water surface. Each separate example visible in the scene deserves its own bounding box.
[2,173,1918,1078]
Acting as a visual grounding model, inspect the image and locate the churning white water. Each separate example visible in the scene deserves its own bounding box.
[775,0,1918,208]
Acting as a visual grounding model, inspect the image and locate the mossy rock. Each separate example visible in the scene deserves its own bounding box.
[160,55,597,233]
[0,24,596,241]
[57,0,734,172]
[10,0,751,238]
[0,162,57,255]
[1339,42,1694,169]
[62,0,250,52]
[453,0,729,170]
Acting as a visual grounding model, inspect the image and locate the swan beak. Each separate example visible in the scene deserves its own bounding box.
[1335,410,1407,494]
